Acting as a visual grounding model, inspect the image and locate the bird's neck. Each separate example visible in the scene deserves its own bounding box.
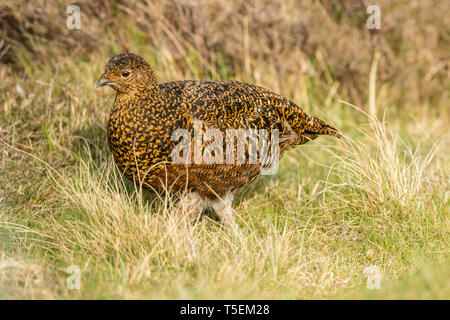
[111,87,161,123]
[114,85,160,106]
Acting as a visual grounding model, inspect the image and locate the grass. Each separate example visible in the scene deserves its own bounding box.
[0,0,449,299]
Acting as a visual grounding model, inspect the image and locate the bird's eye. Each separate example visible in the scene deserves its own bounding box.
[121,71,130,77]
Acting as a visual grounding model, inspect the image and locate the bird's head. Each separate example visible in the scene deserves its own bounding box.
[96,53,158,95]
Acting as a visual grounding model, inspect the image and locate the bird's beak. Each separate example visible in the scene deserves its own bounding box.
[96,74,112,88]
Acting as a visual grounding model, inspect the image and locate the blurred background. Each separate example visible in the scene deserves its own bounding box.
[1,0,448,108]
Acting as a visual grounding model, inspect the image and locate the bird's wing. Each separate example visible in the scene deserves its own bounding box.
[159,80,340,152]
[173,80,286,131]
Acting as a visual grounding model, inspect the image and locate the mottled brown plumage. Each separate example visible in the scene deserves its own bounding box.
[97,53,340,230]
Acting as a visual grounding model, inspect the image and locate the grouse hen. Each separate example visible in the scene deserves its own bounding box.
[97,53,340,230]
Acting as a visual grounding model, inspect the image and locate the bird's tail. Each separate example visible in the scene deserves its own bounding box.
[303,116,342,138]
[284,102,342,141]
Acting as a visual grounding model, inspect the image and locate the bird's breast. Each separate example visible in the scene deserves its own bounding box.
[107,104,168,177]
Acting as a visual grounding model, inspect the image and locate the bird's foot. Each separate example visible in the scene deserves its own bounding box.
[211,192,241,233]
[174,192,205,223]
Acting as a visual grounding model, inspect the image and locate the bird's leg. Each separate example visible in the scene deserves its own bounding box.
[174,192,206,222]
[211,192,239,232]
